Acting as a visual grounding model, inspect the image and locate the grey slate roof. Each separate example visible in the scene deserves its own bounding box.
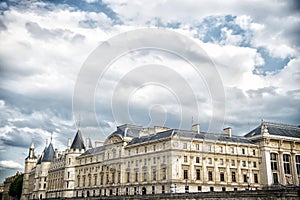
[71,130,85,150]
[112,124,143,138]
[42,143,55,162]
[80,146,105,156]
[127,129,254,146]
[245,122,300,138]
[37,143,55,164]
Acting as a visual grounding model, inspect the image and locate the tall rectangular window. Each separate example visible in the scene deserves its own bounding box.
[270,153,278,170]
[183,143,187,149]
[184,156,188,162]
[196,169,201,180]
[184,170,188,179]
[162,168,166,180]
[232,172,236,182]
[208,171,213,181]
[296,155,300,175]
[242,148,245,154]
[153,145,156,151]
[254,174,258,183]
[283,154,291,174]
[135,172,138,182]
[152,169,156,181]
[143,171,147,181]
[196,157,200,163]
[243,174,247,183]
[196,144,200,150]
[127,172,130,183]
[273,173,278,184]
[220,172,225,181]
[253,161,257,168]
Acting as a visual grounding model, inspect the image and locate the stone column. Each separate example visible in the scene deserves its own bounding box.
[291,153,299,185]
[260,147,272,186]
[226,159,230,182]
[203,158,207,182]
[279,151,286,185]
[237,160,242,183]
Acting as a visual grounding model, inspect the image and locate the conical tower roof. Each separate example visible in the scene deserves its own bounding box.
[71,130,85,150]
[41,143,55,162]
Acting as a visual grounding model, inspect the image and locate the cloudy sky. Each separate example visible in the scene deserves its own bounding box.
[0,0,299,182]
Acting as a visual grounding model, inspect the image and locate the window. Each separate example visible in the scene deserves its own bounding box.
[283,154,291,174]
[198,186,202,191]
[128,161,130,168]
[296,155,300,175]
[196,169,201,180]
[152,169,156,181]
[231,160,235,166]
[163,143,166,149]
[222,187,226,191]
[163,156,166,163]
[208,158,212,164]
[254,174,258,183]
[153,145,156,151]
[145,146,147,153]
[127,172,130,183]
[136,160,138,167]
[184,170,188,179]
[220,158,224,165]
[273,173,278,184]
[210,187,214,192]
[242,148,245,154]
[162,185,165,194]
[232,172,236,182]
[94,175,97,185]
[100,175,103,185]
[152,186,155,194]
[183,143,187,149]
[128,150,131,156]
[243,174,247,183]
[220,172,225,181]
[143,171,147,181]
[253,150,256,155]
[153,157,156,164]
[208,171,213,181]
[136,148,138,154]
[208,145,212,152]
[196,157,200,163]
[184,156,188,162]
[231,147,234,153]
[242,161,246,167]
[196,144,200,150]
[220,146,223,153]
[118,172,121,183]
[135,172,138,182]
[162,168,166,180]
[270,153,278,170]
[253,162,257,168]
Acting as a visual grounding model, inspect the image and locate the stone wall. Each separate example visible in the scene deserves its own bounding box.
[48,187,300,200]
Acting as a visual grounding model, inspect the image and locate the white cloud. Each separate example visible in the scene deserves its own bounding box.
[0,160,23,169]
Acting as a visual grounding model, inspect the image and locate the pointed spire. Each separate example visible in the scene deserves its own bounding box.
[50,132,53,144]
[27,139,37,159]
[71,129,85,150]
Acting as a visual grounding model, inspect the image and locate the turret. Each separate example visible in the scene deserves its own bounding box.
[21,140,37,200]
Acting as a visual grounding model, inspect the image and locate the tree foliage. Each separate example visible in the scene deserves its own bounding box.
[9,174,23,200]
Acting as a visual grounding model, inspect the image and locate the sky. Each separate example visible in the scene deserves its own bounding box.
[0,0,299,182]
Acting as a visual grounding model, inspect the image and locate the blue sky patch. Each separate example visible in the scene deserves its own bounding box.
[253,47,292,76]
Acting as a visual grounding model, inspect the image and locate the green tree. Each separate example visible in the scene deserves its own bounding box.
[9,174,23,200]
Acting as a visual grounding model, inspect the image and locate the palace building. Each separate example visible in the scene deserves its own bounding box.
[21,122,300,199]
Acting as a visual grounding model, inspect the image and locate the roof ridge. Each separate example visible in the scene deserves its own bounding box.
[263,121,300,129]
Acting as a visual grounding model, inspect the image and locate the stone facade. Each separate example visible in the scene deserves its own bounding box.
[20,122,300,199]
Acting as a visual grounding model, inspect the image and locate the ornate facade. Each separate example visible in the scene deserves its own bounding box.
[21,122,300,199]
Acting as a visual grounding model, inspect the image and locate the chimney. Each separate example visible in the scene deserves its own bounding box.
[67,138,71,150]
[192,124,200,134]
[55,148,59,158]
[223,127,232,137]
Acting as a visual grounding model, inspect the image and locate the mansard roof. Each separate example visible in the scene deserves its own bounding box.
[71,130,85,150]
[80,146,105,156]
[245,122,300,138]
[111,124,143,138]
[127,129,254,146]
